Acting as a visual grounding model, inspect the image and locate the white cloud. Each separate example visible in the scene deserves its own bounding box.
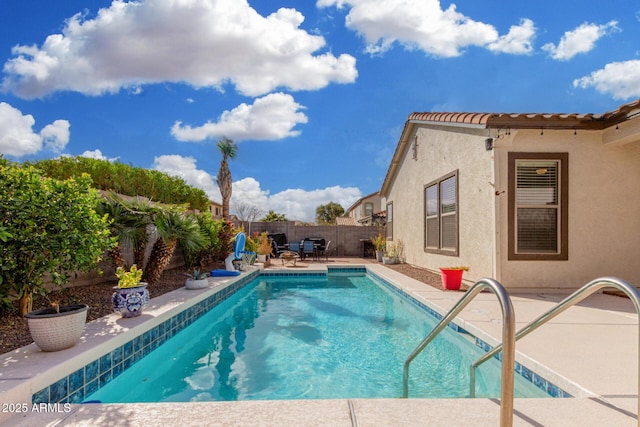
[79,149,108,160]
[231,177,361,221]
[487,19,535,55]
[542,21,619,61]
[152,155,360,221]
[2,0,357,99]
[171,93,308,142]
[78,148,120,161]
[232,177,271,211]
[317,0,534,57]
[268,186,361,221]
[573,59,640,100]
[40,120,70,153]
[152,154,221,201]
[0,102,70,157]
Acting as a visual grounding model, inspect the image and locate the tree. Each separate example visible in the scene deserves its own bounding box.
[216,137,238,220]
[0,161,115,316]
[261,210,288,222]
[233,202,263,222]
[142,209,206,285]
[99,193,155,270]
[315,202,345,224]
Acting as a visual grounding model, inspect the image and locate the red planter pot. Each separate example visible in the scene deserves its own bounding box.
[440,268,464,290]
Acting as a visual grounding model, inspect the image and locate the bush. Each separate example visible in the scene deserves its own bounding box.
[184,213,223,268]
[0,160,115,316]
[30,156,210,212]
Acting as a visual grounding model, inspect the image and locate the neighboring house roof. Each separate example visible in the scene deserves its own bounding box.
[380,99,640,196]
[336,216,357,226]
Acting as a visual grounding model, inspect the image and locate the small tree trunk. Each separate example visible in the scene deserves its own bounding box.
[108,245,126,270]
[19,293,33,317]
[133,241,146,269]
[143,238,177,285]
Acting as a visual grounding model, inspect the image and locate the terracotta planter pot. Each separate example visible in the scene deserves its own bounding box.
[440,268,464,290]
[26,304,89,352]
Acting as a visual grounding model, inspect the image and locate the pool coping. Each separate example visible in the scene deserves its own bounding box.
[0,263,627,425]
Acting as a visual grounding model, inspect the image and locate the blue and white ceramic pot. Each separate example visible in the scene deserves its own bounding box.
[112,283,149,318]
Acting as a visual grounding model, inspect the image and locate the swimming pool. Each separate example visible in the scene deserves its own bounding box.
[86,271,548,402]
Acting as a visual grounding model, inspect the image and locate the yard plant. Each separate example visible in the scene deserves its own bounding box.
[0,159,115,316]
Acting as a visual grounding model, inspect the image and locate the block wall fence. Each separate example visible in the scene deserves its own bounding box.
[63,222,381,288]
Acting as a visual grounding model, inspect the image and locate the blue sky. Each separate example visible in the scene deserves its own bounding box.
[1,1,639,221]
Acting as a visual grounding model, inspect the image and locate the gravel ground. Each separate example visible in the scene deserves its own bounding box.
[0,261,449,355]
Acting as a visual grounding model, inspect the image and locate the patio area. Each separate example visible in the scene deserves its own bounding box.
[1,260,638,426]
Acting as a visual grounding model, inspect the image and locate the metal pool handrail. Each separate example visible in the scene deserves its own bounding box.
[403,278,516,427]
[469,276,640,425]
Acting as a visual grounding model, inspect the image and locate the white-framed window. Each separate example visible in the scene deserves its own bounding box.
[508,153,568,260]
[364,202,373,217]
[424,170,458,255]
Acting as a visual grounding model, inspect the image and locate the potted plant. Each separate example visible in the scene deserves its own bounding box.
[439,266,470,291]
[112,265,150,318]
[185,269,210,290]
[371,232,386,262]
[382,242,399,265]
[25,301,90,352]
[241,232,258,267]
[256,232,272,264]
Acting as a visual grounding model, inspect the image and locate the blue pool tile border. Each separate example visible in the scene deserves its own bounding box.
[32,271,258,405]
[260,271,326,277]
[367,269,572,399]
[33,266,570,404]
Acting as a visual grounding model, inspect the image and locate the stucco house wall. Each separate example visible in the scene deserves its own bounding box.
[494,129,640,290]
[383,125,496,284]
[381,99,640,291]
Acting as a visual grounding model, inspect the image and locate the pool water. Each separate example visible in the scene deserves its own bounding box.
[87,273,548,402]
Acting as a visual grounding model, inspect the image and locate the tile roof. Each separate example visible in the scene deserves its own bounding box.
[408,98,640,130]
[380,98,640,197]
[336,217,357,226]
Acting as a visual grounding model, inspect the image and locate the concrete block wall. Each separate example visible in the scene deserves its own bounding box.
[237,221,380,257]
[63,221,378,289]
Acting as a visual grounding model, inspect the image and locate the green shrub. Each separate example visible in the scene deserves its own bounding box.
[30,156,210,212]
[0,160,115,316]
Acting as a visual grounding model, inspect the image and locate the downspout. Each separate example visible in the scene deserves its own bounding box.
[492,147,501,282]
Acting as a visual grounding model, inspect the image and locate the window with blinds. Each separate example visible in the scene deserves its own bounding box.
[516,161,558,253]
[508,153,568,261]
[424,171,458,255]
[386,202,393,239]
[425,185,439,248]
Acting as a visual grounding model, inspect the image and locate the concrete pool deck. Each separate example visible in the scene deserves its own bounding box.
[1,259,638,426]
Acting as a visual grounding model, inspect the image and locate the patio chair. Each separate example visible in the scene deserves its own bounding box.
[302,240,316,260]
[317,240,331,261]
[288,241,301,256]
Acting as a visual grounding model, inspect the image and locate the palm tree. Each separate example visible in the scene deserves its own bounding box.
[103,193,155,269]
[216,137,238,220]
[142,209,205,285]
[261,210,288,222]
[118,195,156,268]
